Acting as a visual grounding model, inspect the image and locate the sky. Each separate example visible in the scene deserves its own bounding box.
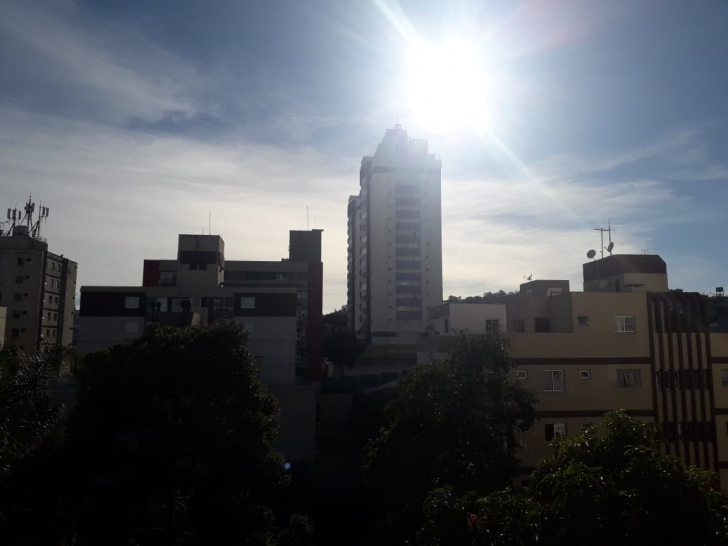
[1,0,727,312]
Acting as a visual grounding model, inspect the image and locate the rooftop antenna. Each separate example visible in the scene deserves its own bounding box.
[593,220,615,259]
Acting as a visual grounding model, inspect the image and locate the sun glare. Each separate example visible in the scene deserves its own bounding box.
[404,39,491,133]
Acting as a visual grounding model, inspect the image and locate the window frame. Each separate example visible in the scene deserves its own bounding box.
[542,369,565,392]
[240,297,256,309]
[579,369,591,380]
[124,296,140,309]
[576,315,589,326]
[616,369,642,388]
[614,315,636,333]
[516,369,528,380]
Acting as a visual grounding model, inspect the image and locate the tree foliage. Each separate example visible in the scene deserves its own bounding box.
[445,291,520,305]
[0,345,70,475]
[0,321,292,545]
[423,411,728,546]
[363,332,536,544]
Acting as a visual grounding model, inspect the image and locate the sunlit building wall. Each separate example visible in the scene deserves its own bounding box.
[348,125,443,345]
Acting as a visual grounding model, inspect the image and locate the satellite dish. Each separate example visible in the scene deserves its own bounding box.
[587,249,597,259]
[606,242,614,254]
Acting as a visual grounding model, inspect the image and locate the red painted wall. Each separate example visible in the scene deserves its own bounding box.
[142,260,159,287]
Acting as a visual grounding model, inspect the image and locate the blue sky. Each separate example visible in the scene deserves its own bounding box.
[1,0,727,311]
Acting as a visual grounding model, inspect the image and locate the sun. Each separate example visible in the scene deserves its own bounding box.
[404,38,491,133]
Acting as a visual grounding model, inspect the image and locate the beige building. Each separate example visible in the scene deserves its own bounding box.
[505,255,728,491]
[0,214,77,352]
[347,125,443,346]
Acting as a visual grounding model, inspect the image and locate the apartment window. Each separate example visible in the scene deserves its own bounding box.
[395,247,421,256]
[123,321,140,334]
[17,257,23,266]
[516,370,528,380]
[579,370,591,380]
[53,312,58,321]
[124,296,140,309]
[577,315,589,326]
[50,262,55,271]
[397,311,421,320]
[14,293,22,302]
[545,423,566,442]
[535,317,551,333]
[512,319,525,333]
[396,272,421,281]
[542,370,565,392]
[614,316,636,333]
[485,319,500,333]
[11,328,20,338]
[15,275,23,284]
[722,370,728,387]
[240,297,255,309]
[444,318,449,333]
[12,311,20,319]
[616,369,642,387]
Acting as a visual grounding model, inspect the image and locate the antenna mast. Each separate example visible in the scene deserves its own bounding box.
[593,220,614,259]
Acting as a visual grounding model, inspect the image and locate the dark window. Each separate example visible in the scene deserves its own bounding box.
[396,261,421,269]
[576,315,589,326]
[394,209,419,219]
[485,319,499,332]
[15,275,23,284]
[11,329,20,338]
[535,317,551,333]
[395,247,421,256]
[396,298,422,307]
[545,423,565,441]
[395,223,421,232]
[396,285,421,294]
[395,197,420,207]
[512,319,525,333]
[395,235,420,244]
[396,272,421,281]
[542,370,565,392]
[14,293,22,302]
[17,258,23,266]
[616,369,641,387]
[395,184,419,194]
[444,318,449,333]
[397,311,422,320]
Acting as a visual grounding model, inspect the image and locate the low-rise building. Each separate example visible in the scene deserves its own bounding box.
[77,229,323,462]
[506,255,728,491]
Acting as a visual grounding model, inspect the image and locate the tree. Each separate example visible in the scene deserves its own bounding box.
[362,332,535,545]
[322,330,364,376]
[0,345,70,475]
[424,411,728,546]
[0,321,291,545]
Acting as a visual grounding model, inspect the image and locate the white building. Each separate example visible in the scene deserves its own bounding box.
[347,125,443,346]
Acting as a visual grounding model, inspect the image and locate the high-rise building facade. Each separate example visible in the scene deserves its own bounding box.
[0,199,77,352]
[347,125,443,345]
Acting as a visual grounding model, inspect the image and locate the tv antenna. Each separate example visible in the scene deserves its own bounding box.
[593,219,615,259]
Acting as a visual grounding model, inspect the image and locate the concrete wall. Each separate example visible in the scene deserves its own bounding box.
[235,316,296,384]
[77,316,144,353]
[269,383,317,462]
[0,306,5,348]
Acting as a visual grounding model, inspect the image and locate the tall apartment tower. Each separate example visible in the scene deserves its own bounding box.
[0,198,77,352]
[348,125,443,345]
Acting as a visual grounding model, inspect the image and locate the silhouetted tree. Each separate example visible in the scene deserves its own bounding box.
[1,321,291,545]
[363,332,535,545]
[420,411,728,546]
